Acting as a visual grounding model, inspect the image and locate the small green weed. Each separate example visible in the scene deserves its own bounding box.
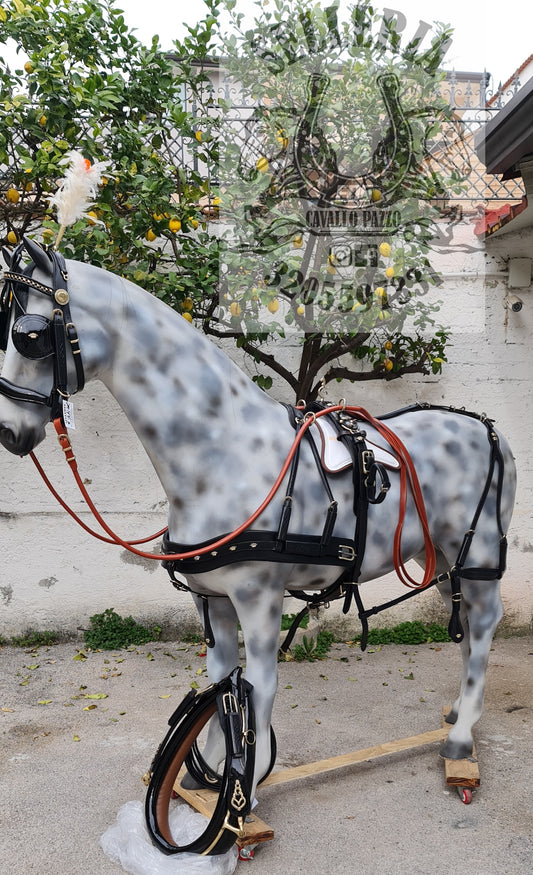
[2,630,60,648]
[181,629,205,645]
[365,621,450,646]
[293,630,335,662]
[84,608,161,650]
[281,612,310,631]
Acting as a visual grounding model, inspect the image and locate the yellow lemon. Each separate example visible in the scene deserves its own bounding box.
[6,188,19,204]
[7,230,18,245]
[168,217,181,233]
[229,301,242,317]
[379,241,391,258]
[371,189,382,202]
[189,218,199,229]
[384,358,393,371]
[385,266,395,278]
[195,130,202,142]
[145,229,156,242]
[256,156,269,174]
[181,297,194,312]
[267,298,279,313]
[375,286,386,298]
[152,213,164,222]
[86,210,99,225]
[292,235,303,249]
[182,312,193,323]
[39,114,47,126]
[384,340,393,351]
[296,304,305,316]
[24,61,34,74]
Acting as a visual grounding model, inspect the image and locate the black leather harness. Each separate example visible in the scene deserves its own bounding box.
[162,402,508,653]
[0,240,84,420]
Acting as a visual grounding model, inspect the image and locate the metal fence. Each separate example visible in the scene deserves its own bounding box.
[186,68,525,207]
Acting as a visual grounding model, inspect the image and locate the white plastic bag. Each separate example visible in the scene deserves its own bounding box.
[100,800,238,875]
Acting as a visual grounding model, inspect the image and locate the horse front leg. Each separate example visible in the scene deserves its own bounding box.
[440,578,503,760]
[180,594,240,789]
[232,574,285,798]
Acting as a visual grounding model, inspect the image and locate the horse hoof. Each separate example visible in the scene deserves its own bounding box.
[440,737,474,760]
[180,772,204,791]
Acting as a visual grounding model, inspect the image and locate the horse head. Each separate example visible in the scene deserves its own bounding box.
[0,236,84,455]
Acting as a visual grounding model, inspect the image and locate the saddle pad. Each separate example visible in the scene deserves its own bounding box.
[312,416,400,474]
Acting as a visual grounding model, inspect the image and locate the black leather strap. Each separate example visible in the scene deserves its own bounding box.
[162,529,358,576]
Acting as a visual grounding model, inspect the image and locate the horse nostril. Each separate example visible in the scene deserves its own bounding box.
[0,425,17,452]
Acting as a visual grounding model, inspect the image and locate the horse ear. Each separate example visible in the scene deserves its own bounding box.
[2,247,13,268]
[23,236,53,275]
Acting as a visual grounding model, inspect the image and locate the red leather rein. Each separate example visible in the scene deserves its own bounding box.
[29,406,436,589]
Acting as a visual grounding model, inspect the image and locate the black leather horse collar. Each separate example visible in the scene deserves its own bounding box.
[144,666,256,857]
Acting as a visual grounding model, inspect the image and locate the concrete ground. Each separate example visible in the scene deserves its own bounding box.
[1,634,532,875]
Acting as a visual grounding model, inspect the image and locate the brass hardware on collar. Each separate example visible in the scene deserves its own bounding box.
[55,288,69,305]
[222,691,238,715]
[141,771,151,786]
[200,814,245,855]
[230,780,247,812]
[243,728,256,745]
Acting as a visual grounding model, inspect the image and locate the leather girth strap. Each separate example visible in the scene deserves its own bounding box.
[145,666,256,856]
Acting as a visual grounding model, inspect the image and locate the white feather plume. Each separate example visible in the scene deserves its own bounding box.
[49,150,108,247]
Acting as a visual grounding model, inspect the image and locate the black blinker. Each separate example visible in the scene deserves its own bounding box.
[12,313,54,360]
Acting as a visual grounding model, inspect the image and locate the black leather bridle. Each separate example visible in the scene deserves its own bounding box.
[0,239,84,421]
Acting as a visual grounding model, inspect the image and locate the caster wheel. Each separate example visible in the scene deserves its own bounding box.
[458,786,473,804]
[238,846,255,861]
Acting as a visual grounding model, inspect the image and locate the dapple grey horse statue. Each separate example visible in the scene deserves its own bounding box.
[0,238,516,823]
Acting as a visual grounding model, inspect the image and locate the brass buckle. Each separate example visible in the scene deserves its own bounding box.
[222,691,238,715]
[361,450,374,474]
[338,544,356,562]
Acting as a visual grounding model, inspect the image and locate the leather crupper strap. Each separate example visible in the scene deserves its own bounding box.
[333,404,508,650]
[144,667,256,857]
[0,241,84,421]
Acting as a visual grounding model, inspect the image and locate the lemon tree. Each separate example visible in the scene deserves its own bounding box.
[0,0,219,307]
[0,0,457,402]
[211,0,458,399]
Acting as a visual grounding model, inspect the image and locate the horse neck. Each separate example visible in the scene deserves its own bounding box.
[72,263,287,536]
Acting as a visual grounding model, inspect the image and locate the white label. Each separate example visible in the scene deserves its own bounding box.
[62,399,76,430]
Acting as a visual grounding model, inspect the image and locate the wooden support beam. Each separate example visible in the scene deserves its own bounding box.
[173,723,450,846]
[261,727,448,786]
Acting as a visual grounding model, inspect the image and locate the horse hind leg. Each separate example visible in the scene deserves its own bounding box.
[440,576,503,760]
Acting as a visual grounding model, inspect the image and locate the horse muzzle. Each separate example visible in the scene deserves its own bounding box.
[0,420,46,456]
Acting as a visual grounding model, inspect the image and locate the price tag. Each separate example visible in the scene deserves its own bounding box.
[62,399,76,430]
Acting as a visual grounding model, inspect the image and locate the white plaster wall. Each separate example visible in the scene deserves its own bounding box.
[0,217,532,637]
